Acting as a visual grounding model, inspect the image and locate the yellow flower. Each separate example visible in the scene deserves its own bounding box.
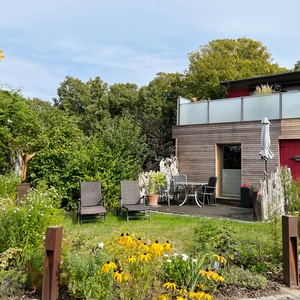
[0,50,4,60]
[211,272,225,282]
[127,255,136,263]
[202,293,213,300]
[139,252,151,262]
[112,269,130,283]
[176,296,187,300]
[139,242,149,252]
[163,281,177,291]
[213,254,226,264]
[150,240,164,256]
[163,240,173,252]
[159,295,171,300]
[118,233,125,244]
[101,261,117,273]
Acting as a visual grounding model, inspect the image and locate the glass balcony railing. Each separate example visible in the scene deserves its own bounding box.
[177,91,300,125]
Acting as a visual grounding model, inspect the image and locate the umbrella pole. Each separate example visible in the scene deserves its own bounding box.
[265,159,268,193]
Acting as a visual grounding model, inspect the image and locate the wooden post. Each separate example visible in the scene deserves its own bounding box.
[282,215,299,287]
[42,226,63,300]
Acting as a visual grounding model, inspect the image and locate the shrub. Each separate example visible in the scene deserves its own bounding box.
[0,182,64,254]
[224,265,268,289]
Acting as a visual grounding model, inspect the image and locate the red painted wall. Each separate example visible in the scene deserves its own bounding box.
[227,89,250,98]
[279,140,300,180]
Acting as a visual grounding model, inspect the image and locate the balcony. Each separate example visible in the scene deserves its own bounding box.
[177,91,300,125]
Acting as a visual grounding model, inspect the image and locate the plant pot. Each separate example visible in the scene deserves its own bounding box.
[240,187,253,208]
[146,194,159,206]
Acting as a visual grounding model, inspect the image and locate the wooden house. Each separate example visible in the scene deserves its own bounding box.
[172,71,300,206]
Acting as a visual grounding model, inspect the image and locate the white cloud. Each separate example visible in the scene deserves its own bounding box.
[1,0,300,101]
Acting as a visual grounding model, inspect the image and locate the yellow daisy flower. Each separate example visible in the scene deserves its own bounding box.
[101,261,117,273]
[139,252,151,262]
[150,240,164,256]
[139,242,149,252]
[213,254,227,264]
[163,240,173,251]
[127,255,136,263]
[163,281,177,291]
[112,269,130,283]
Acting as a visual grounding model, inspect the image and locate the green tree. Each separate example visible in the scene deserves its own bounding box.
[53,76,109,135]
[0,90,41,178]
[185,38,289,100]
[137,72,185,170]
[107,83,139,117]
[294,60,300,71]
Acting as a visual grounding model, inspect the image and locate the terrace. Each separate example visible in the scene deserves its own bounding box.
[177,91,300,125]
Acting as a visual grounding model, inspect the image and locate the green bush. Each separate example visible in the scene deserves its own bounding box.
[224,265,268,289]
[0,182,64,253]
[0,172,20,200]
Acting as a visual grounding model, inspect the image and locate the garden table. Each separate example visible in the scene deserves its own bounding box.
[175,181,208,207]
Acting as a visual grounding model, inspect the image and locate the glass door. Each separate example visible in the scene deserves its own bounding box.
[219,145,241,198]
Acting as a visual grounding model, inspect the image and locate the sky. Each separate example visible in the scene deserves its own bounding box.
[1,0,300,103]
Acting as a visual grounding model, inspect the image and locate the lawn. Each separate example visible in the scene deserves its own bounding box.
[62,209,280,255]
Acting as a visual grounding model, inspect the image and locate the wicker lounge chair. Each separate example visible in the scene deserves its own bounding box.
[120,180,151,221]
[78,181,106,224]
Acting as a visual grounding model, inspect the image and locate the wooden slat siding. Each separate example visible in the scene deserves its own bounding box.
[280,119,300,139]
[172,120,282,194]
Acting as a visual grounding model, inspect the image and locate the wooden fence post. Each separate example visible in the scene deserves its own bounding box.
[42,226,63,300]
[282,215,299,287]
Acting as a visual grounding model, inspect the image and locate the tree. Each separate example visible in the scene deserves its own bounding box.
[107,83,139,117]
[294,61,300,71]
[137,72,186,170]
[185,38,289,100]
[0,90,41,179]
[53,76,109,135]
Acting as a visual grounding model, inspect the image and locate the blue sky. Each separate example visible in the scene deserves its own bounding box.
[0,0,299,102]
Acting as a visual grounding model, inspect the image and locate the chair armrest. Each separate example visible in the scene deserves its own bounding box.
[137,195,145,204]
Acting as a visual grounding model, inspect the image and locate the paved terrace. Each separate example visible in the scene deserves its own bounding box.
[149,202,254,222]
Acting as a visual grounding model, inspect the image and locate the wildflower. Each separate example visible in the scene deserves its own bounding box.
[127,255,136,263]
[98,242,104,248]
[118,233,125,244]
[159,295,170,300]
[202,293,213,300]
[181,253,189,261]
[139,252,151,262]
[139,242,149,252]
[0,50,4,60]
[150,240,164,256]
[163,240,172,251]
[113,269,130,283]
[212,254,226,264]
[101,261,117,273]
[176,296,187,299]
[163,281,177,291]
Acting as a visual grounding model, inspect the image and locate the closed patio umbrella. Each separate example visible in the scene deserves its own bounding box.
[259,117,274,180]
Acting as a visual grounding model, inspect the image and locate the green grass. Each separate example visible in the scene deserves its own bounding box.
[62,210,280,255]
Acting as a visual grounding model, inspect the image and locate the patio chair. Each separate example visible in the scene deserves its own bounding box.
[120,180,151,221]
[78,181,106,224]
[159,182,171,206]
[173,174,187,204]
[199,176,218,205]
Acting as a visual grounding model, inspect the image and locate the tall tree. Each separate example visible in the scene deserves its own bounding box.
[53,76,109,135]
[107,83,139,117]
[137,72,186,170]
[185,38,289,100]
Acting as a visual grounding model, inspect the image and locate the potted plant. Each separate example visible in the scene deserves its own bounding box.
[139,171,166,206]
[240,182,253,208]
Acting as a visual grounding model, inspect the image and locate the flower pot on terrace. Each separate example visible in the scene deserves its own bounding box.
[240,187,253,208]
[146,194,159,206]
